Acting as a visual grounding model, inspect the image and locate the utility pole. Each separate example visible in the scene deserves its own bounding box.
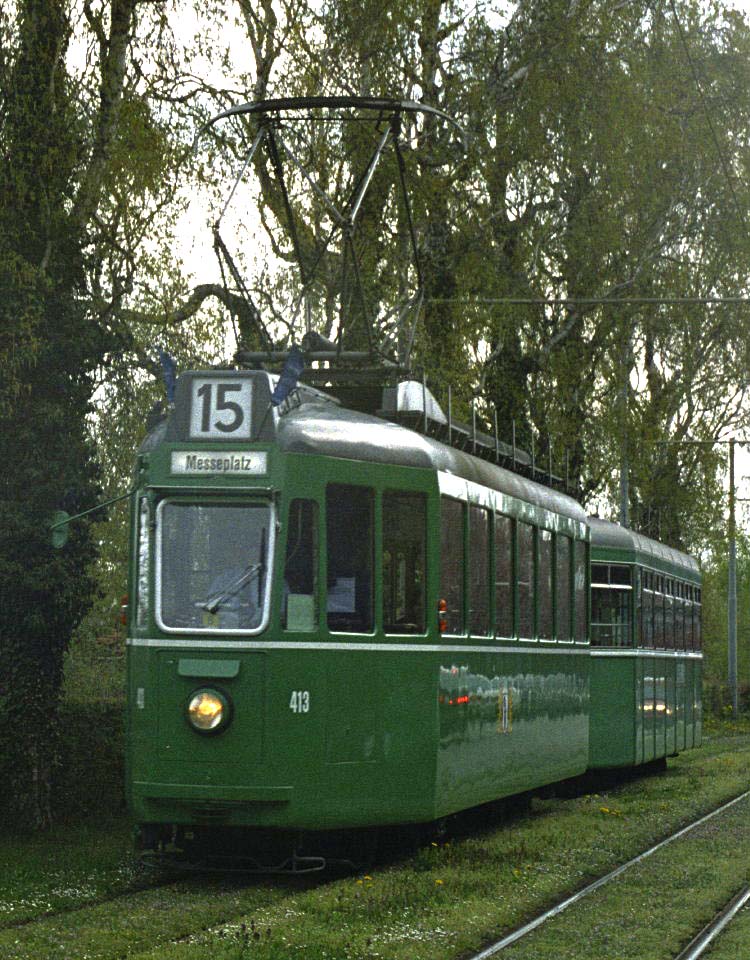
[728,439,738,715]
[652,436,747,714]
[619,332,631,527]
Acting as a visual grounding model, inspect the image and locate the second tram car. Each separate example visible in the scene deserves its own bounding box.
[124,370,702,868]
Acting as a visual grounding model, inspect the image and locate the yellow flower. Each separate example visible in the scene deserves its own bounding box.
[363,875,373,880]
[435,879,444,885]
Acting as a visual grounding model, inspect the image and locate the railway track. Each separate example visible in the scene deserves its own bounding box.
[468,788,750,959]
[673,885,750,960]
[0,872,173,933]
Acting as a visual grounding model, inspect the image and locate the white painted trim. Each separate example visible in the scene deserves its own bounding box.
[591,649,703,659]
[127,637,591,655]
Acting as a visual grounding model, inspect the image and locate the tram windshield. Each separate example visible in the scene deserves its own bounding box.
[157,500,272,632]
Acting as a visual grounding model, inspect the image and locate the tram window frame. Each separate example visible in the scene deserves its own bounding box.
[686,585,698,650]
[383,490,426,635]
[439,496,465,635]
[678,582,687,650]
[325,483,375,634]
[665,578,675,649]
[635,567,642,648]
[695,589,702,649]
[494,514,514,638]
[155,497,275,635]
[556,534,573,642]
[517,521,535,639]
[136,497,151,630]
[282,499,318,632]
[538,528,553,640]
[654,576,665,648]
[468,505,491,636]
[574,539,588,643]
[642,571,655,648]
[590,562,633,648]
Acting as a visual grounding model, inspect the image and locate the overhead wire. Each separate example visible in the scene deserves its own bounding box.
[425,296,750,305]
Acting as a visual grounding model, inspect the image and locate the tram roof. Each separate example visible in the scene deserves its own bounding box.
[278,400,587,524]
[588,517,700,580]
[142,369,585,523]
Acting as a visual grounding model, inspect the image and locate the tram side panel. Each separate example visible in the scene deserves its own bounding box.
[588,654,637,768]
[433,486,591,815]
[436,649,589,816]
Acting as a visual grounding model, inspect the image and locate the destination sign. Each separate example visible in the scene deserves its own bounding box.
[170,451,268,476]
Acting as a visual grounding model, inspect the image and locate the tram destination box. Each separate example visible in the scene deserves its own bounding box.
[166,370,277,444]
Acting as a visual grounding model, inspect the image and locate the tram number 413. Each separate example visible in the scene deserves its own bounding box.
[289,690,311,713]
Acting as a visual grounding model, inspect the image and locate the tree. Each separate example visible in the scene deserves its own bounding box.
[0,0,205,827]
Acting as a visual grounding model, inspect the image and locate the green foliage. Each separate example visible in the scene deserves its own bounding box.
[0,0,209,828]
[201,0,750,549]
[701,529,750,714]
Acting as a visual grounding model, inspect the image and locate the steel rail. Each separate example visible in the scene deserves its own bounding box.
[470,789,750,959]
[674,885,750,960]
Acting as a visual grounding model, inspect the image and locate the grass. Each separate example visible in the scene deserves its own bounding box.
[0,817,137,929]
[121,735,750,960]
[6,636,746,958]
[5,731,750,960]
[500,791,750,958]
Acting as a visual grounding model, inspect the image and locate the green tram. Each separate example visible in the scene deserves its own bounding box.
[125,369,701,868]
[588,519,702,767]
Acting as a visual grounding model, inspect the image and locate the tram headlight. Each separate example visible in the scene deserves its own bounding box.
[187,688,231,733]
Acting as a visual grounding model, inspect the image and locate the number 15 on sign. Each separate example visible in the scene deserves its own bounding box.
[189,378,253,439]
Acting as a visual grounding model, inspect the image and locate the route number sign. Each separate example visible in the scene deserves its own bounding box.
[189,378,253,439]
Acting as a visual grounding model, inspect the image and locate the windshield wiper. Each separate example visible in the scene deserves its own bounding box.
[199,563,262,614]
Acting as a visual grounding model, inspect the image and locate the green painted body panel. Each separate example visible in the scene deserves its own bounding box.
[436,650,589,814]
[588,653,702,768]
[128,645,590,829]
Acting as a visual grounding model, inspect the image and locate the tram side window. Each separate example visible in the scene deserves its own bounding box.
[685,586,698,650]
[518,521,535,638]
[282,499,318,632]
[136,498,150,629]
[675,583,685,651]
[590,564,631,647]
[695,588,702,649]
[574,540,587,642]
[664,580,677,650]
[326,484,373,632]
[654,577,665,647]
[468,506,490,635]
[556,535,572,641]
[440,497,465,634]
[495,514,514,637]
[383,492,426,634]
[538,530,553,639]
[643,573,654,647]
